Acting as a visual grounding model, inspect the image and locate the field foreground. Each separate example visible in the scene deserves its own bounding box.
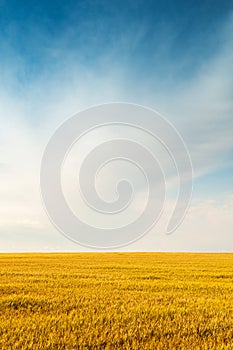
[0,253,232,349]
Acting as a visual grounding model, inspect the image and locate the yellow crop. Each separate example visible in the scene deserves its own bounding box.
[0,253,232,349]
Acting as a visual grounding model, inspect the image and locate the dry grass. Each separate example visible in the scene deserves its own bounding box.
[0,253,232,349]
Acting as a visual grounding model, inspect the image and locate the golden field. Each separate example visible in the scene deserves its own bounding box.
[0,253,232,349]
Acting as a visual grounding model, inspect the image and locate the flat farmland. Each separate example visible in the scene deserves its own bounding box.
[0,253,232,349]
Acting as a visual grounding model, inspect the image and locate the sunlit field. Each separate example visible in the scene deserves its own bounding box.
[0,253,232,349]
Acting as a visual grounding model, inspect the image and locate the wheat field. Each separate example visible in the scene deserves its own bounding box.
[0,253,232,349]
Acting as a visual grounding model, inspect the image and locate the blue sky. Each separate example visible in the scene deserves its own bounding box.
[1,0,232,90]
[0,0,233,251]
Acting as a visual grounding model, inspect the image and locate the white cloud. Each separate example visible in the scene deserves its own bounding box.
[127,195,233,252]
[0,14,233,251]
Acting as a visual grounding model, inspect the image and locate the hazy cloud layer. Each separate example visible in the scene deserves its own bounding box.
[0,6,232,251]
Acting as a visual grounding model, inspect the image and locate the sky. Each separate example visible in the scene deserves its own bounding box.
[0,0,233,252]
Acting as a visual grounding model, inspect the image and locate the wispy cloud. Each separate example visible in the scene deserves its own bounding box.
[0,6,232,251]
